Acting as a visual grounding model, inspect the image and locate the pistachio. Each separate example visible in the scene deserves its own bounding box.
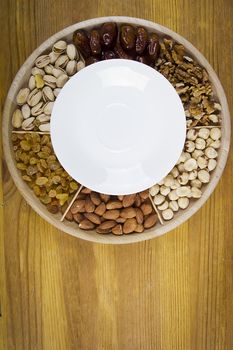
[53,40,67,54]
[56,74,69,88]
[42,86,54,102]
[77,60,85,71]
[54,88,61,97]
[12,109,23,128]
[31,101,44,116]
[39,123,50,132]
[27,88,42,107]
[66,60,76,75]
[35,55,50,68]
[28,75,36,90]
[52,67,64,78]
[16,88,30,105]
[21,116,35,130]
[43,102,54,115]
[21,104,31,119]
[44,64,54,75]
[31,67,45,76]
[49,51,60,64]
[36,114,50,122]
[66,44,77,60]
[55,54,69,68]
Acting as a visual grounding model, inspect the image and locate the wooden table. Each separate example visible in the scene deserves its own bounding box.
[0,1,233,349]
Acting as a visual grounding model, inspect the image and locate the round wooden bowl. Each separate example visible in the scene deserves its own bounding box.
[2,16,231,244]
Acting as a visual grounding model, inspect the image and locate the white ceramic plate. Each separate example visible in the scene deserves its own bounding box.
[51,59,186,195]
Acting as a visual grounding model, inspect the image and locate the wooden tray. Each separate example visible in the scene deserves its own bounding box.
[2,16,231,244]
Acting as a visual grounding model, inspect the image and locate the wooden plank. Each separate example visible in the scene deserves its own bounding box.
[0,0,233,349]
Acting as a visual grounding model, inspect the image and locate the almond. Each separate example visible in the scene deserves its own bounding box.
[122,194,136,207]
[144,214,157,229]
[139,190,149,200]
[90,192,101,206]
[81,187,92,194]
[70,199,85,214]
[98,220,116,230]
[112,224,123,235]
[79,219,95,230]
[123,218,137,234]
[84,212,101,225]
[85,196,95,212]
[141,202,153,215]
[94,202,106,216]
[73,213,84,223]
[100,194,110,203]
[65,211,73,221]
[135,224,144,233]
[120,207,136,219]
[116,217,126,223]
[103,209,120,220]
[135,194,141,207]
[96,227,111,234]
[106,200,123,209]
[135,208,144,224]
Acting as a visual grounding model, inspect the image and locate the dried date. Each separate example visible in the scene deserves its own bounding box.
[135,27,148,54]
[120,25,136,51]
[90,29,101,55]
[100,22,118,49]
[73,30,91,58]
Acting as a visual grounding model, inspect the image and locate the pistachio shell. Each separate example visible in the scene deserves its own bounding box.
[35,55,50,68]
[39,123,50,132]
[42,86,54,102]
[44,64,54,75]
[16,88,30,105]
[66,44,77,60]
[49,51,60,64]
[21,104,31,119]
[66,60,76,75]
[31,101,44,116]
[53,88,61,97]
[21,116,35,130]
[31,67,45,76]
[77,60,85,71]
[27,88,42,107]
[55,54,69,68]
[53,40,67,54]
[43,102,54,115]
[52,67,65,78]
[12,109,23,128]
[56,74,68,88]
[28,75,36,90]
[36,114,51,122]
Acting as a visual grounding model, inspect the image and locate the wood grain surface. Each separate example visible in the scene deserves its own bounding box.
[0,0,233,349]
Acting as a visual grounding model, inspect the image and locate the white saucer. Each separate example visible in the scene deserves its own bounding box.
[51,59,186,195]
